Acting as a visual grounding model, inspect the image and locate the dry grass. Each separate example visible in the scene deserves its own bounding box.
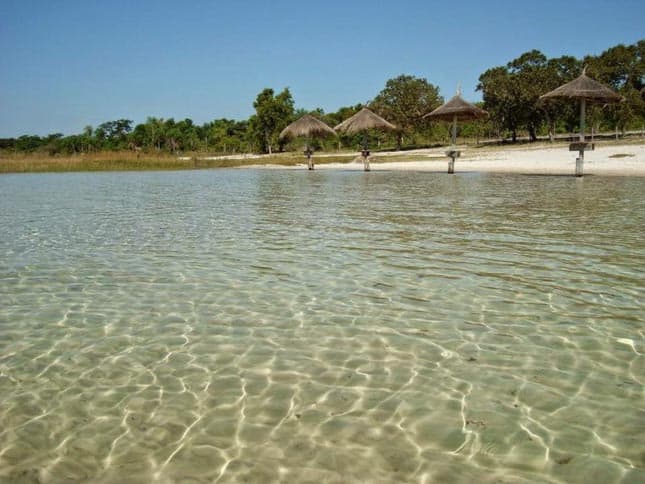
[0,151,359,173]
[3,138,643,173]
[0,151,180,173]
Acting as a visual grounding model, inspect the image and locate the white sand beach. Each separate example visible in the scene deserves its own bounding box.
[254,141,645,176]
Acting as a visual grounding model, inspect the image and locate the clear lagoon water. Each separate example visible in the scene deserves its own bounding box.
[0,169,643,483]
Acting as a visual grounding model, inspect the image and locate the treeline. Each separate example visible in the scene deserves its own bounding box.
[478,41,644,142]
[1,41,643,156]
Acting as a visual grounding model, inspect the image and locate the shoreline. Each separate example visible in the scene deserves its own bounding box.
[247,142,645,177]
[2,140,644,176]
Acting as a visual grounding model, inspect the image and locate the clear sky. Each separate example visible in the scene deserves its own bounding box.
[0,0,643,137]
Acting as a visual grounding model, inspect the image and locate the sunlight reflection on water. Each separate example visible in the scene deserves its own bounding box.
[0,170,643,482]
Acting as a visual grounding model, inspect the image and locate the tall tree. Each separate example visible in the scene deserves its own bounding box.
[477,66,522,141]
[587,41,645,132]
[542,56,582,137]
[478,50,552,141]
[508,50,551,141]
[95,119,133,149]
[371,74,442,146]
[130,117,166,151]
[248,88,294,154]
[81,125,95,153]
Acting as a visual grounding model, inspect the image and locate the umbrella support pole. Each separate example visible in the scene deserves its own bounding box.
[361,149,370,172]
[576,151,584,177]
[577,99,586,177]
[540,70,620,177]
[305,148,314,170]
[569,142,593,177]
[445,150,460,174]
[447,115,459,174]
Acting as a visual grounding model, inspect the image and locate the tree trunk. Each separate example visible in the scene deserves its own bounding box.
[528,126,537,142]
[265,132,272,155]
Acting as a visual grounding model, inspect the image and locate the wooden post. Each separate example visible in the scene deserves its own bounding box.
[445,150,459,174]
[579,99,585,142]
[448,115,458,174]
[451,115,457,147]
[305,144,314,170]
[576,99,586,177]
[361,133,370,172]
[362,149,370,171]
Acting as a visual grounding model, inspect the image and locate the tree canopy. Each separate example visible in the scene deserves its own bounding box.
[370,74,442,145]
[478,42,644,141]
[2,40,643,157]
[248,88,295,154]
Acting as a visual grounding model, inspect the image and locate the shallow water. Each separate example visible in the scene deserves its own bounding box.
[0,169,643,483]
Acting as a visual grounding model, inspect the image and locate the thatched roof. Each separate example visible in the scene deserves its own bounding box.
[540,69,622,104]
[280,114,336,139]
[423,94,488,122]
[334,107,396,134]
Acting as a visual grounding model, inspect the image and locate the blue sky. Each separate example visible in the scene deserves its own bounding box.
[0,0,643,137]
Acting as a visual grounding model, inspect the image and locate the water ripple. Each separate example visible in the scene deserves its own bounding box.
[0,170,643,482]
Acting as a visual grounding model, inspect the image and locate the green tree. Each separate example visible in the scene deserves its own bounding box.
[477,66,521,141]
[541,56,582,137]
[15,135,43,152]
[248,88,294,154]
[587,41,645,132]
[129,123,148,150]
[136,117,167,150]
[478,50,552,142]
[175,118,199,152]
[81,125,95,153]
[95,119,133,149]
[321,104,363,150]
[509,50,551,141]
[150,117,167,150]
[163,118,181,153]
[371,74,442,147]
[206,119,246,153]
[43,133,64,155]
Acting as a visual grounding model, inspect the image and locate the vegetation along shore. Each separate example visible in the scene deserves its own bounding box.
[1,41,643,173]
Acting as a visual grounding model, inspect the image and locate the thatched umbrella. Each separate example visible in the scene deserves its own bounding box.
[280,114,336,170]
[334,107,396,171]
[423,89,487,174]
[540,67,622,176]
